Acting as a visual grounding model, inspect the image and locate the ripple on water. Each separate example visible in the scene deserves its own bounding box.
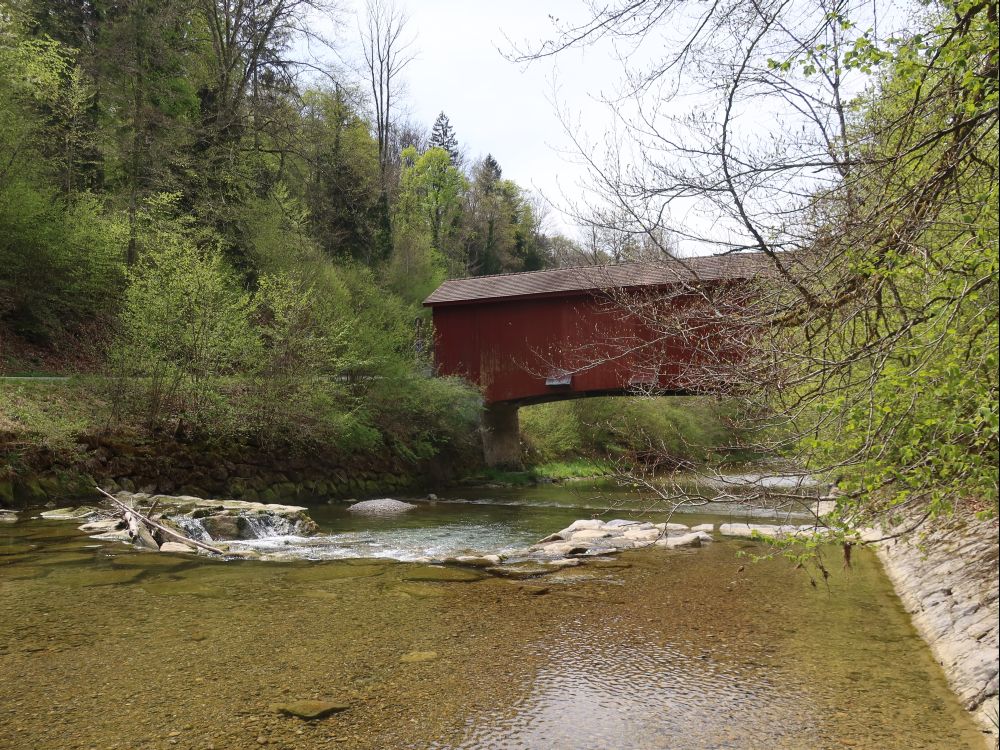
[448,622,819,750]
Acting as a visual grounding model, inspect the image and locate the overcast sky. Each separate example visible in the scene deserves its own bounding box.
[330,1,618,238]
[309,1,914,251]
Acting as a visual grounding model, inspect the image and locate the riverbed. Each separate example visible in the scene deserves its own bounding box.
[0,481,989,749]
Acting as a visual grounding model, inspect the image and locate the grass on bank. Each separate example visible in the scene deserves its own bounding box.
[465,458,615,486]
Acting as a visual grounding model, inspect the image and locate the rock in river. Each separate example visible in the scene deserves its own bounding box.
[40,506,103,521]
[347,498,417,515]
[271,700,350,720]
[159,541,197,554]
[402,565,486,583]
[109,492,319,542]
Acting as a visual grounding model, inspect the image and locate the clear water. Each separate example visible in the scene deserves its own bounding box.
[228,475,825,562]
[0,478,988,750]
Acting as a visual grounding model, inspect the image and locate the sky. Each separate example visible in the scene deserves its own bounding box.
[312,1,912,252]
[326,1,621,237]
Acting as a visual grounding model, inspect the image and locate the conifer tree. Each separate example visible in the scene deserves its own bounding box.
[429,111,459,164]
[481,153,502,189]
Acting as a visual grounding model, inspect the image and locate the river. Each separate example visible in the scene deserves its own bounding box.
[0,477,988,749]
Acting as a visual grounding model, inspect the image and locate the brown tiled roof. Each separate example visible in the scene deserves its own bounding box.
[423,253,776,306]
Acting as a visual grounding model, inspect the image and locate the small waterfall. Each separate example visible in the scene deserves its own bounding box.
[240,512,299,539]
[173,516,211,542]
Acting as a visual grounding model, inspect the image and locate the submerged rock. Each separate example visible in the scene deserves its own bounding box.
[271,700,350,720]
[519,584,550,596]
[451,554,502,567]
[159,541,197,554]
[485,564,554,580]
[533,541,592,557]
[528,518,719,559]
[40,506,102,521]
[90,530,131,543]
[285,563,387,581]
[402,565,486,583]
[0,543,39,556]
[346,498,417,515]
[78,519,124,533]
[393,582,448,599]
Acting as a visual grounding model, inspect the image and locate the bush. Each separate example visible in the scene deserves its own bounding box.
[110,198,257,433]
[520,396,741,467]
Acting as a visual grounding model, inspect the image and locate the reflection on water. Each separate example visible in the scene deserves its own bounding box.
[0,485,988,750]
[448,621,817,750]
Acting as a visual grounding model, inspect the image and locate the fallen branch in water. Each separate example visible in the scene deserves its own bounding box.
[95,486,225,555]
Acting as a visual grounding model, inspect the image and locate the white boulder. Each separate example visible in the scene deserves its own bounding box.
[570,529,614,541]
[347,499,417,515]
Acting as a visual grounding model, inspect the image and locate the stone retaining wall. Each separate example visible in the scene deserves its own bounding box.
[1,434,471,507]
[872,513,999,738]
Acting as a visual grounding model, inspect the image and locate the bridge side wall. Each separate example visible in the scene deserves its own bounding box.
[430,292,695,405]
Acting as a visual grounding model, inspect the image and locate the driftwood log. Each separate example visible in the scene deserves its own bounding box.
[95,486,224,555]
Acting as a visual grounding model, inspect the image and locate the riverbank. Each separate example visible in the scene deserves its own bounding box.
[872,512,999,739]
[0,378,482,507]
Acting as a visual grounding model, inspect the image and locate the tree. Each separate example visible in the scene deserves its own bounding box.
[394,145,467,276]
[462,156,546,275]
[512,0,999,532]
[95,0,200,265]
[429,111,460,164]
[360,0,415,260]
[299,87,382,262]
[0,10,126,341]
[112,194,258,432]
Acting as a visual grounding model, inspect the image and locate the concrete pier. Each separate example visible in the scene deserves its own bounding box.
[482,402,522,469]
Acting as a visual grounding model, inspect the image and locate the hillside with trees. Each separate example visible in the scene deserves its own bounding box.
[0,0,586,493]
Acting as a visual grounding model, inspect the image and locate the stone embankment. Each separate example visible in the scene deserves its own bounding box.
[870,514,999,738]
[0,432,471,508]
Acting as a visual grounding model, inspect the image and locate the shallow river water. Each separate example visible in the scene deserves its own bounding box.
[0,480,989,750]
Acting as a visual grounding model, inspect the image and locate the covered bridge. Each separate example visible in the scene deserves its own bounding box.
[423,253,771,467]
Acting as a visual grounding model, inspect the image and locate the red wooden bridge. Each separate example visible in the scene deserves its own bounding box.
[424,254,770,467]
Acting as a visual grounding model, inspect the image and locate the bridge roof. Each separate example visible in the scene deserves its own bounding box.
[423,252,775,307]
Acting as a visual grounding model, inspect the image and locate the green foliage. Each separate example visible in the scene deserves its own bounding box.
[365,375,482,463]
[0,13,127,341]
[394,146,469,275]
[0,0,540,472]
[299,89,383,263]
[111,196,257,431]
[521,397,740,466]
[764,1,999,531]
[534,458,614,480]
[0,380,98,468]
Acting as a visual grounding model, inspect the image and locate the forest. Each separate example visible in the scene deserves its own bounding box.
[0,0,734,493]
[0,0,997,529]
